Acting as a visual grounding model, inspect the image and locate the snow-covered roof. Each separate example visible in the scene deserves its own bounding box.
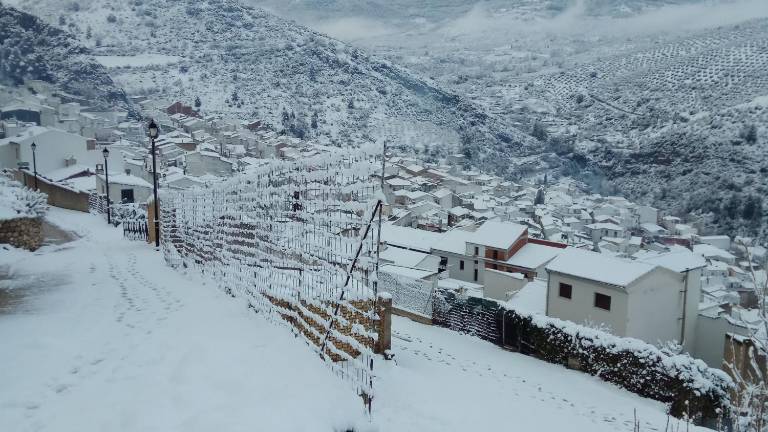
[44,164,92,181]
[97,173,152,188]
[380,265,435,280]
[506,243,565,270]
[506,279,547,314]
[379,247,431,269]
[693,244,736,260]
[585,223,624,231]
[546,248,656,287]
[637,249,707,273]
[469,220,527,249]
[380,224,444,252]
[431,228,475,255]
[385,177,412,187]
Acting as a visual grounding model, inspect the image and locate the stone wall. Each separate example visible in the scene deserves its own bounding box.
[0,217,42,250]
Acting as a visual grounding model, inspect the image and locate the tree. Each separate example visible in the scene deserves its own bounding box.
[742,195,763,222]
[194,96,202,110]
[86,26,92,40]
[534,188,545,205]
[531,121,548,142]
[58,15,66,26]
[347,98,355,110]
[741,124,758,144]
[310,111,318,129]
[106,13,117,23]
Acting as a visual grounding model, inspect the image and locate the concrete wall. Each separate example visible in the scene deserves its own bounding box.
[484,269,527,301]
[694,314,750,368]
[626,268,688,350]
[546,273,630,336]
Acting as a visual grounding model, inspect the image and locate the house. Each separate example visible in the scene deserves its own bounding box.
[431,220,530,284]
[545,248,700,351]
[0,127,124,176]
[184,151,234,177]
[1,104,42,125]
[165,101,199,117]
[96,172,153,204]
[584,222,626,243]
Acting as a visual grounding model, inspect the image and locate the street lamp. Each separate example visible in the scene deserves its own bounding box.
[148,119,160,249]
[103,147,111,225]
[30,142,38,190]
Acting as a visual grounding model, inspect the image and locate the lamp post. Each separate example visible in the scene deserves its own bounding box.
[148,120,160,249]
[103,147,111,225]
[30,142,38,190]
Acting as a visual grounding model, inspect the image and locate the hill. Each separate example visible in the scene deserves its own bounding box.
[5,0,559,177]
[0,3,130,111]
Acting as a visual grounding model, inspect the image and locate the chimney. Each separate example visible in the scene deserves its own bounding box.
[125,168,131,176]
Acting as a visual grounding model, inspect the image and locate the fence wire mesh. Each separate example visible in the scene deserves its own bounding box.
[160,149,383,404]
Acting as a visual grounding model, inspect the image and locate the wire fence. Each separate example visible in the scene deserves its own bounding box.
[159,149,383,408]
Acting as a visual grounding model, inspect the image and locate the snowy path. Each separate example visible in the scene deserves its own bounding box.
[1,208,708,432]
[0,209,362,432]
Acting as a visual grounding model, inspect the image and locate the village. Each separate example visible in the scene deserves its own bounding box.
[0,78,765,418]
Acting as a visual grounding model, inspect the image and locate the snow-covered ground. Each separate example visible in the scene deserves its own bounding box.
[0,208,710,431]
[93,54,184,68]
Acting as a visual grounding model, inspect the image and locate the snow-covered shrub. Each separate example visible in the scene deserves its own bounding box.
[433,290,733,423]
[0,175,48,220]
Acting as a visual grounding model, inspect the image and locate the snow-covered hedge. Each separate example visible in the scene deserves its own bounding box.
[433,290,733,422]
[0,175,48,221]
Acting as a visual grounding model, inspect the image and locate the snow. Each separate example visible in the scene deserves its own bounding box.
[93,54,184,68]
[1,208,364,431]
[380,223,444,252]
[97,173,152,188]
[636,249,707,273]
[506,279,547,314]
[0,175,47,221]
[470,220,527,249]
[431,227,475,254]
[546,248,656,287]
[505,242,564,270]
[380,265,435,280]
[0,208,715,431]
[379,247,431,269]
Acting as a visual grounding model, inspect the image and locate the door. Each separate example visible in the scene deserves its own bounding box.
[120,188,135,203]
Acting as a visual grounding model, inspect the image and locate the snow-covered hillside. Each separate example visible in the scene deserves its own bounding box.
[0,4,130,111]
[257,0,768,240]
[0,207,712,432]
[5,0,560,178]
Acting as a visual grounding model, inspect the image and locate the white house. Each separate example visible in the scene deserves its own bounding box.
[96,172,153,204]
[0,126,124,176]
[584,222,626,243]
[545,248,700,352]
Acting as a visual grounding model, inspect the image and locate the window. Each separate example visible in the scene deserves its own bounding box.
[558,283,572,299]
[594,293,611,311]
[492,264,498,270]
[459,260,464,270]
[474,246,479,256]
[473,269,478,281]
[439,256,448,271]
[493,250,499,260]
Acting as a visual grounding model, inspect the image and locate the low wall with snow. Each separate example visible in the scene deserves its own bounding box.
[0,216,42,250]
[432,290,732,424]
